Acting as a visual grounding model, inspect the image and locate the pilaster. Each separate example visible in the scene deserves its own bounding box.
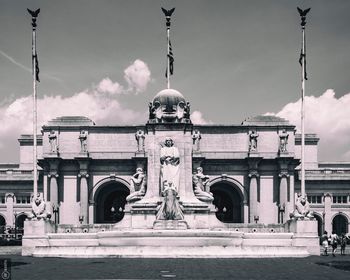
[277,157,293,223]
[246,157,262,223]
[5,193,15,227]
[76,157,91,225]
[323,192,332,234]
[46,157,61,208]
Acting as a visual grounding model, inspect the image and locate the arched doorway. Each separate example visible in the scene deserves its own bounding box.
[332,214,348,235]
[313,214,323,237]
[0,215,5,234]
[94,181,130,223]
[15,214,27,230]
[210,182,243,223]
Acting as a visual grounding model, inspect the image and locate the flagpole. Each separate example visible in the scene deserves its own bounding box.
[301,25,306,198]
[167,28,170,89]
[297,7,310,198]
[162,7,175,89]
[28,9,40,199]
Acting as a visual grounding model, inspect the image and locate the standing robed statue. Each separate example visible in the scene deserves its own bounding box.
[156,137,184,220]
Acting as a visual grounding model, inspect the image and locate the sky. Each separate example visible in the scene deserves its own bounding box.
[0,0,350,163]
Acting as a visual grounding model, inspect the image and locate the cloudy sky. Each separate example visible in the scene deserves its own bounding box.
[0,0,350,162]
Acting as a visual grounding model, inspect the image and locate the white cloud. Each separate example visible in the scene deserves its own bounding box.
[270,89,350,161]
[0,60,151,162]
[0,90,145,146]
[97,78,124,95]
[191,110,212,125]
[124,59,151,93]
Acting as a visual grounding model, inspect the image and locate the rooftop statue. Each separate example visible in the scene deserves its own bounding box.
[249,130,259,152]
[135,130,145,152]
[192,130,201,152]
[48,130,58,153]
[279,129,289,153]
[79,130,88,153]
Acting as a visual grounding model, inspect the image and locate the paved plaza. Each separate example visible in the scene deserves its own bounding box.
[1,249,350,280]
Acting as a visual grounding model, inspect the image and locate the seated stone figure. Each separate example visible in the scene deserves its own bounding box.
[290,193,314,220]
[156,181,184,220]
[26,194,52,221]
[192,167,214,202]
[126,168,147,202]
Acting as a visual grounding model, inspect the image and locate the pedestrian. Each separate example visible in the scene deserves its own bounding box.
[330,231,339,257]
[340,233,347,255]
[321,231,329,256]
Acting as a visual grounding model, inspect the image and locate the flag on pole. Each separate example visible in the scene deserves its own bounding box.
[27,8,41,82]
[34,54,40,82]
[165,40,174,78]
[297,7,310,81]
[298,50,307,80]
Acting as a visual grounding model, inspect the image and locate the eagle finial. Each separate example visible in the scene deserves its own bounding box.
[161,7,175,17]
[27,8,40,18]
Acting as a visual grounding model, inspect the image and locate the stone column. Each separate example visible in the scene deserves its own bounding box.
[247,157,262,223]
[5,193,15,227]
[324,193,332,234]
[248,171,259,223]
[48,173,59,207]
[46,158,61,208]
[277,157,292,223]
[278,171,289,223]
[78,173,89,224]
[76,158,91,225]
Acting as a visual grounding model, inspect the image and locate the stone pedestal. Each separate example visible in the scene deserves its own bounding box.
[22,220,56,256]
[287,219,320,255]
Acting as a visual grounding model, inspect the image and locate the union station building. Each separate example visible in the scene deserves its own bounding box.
[0,88,349,238]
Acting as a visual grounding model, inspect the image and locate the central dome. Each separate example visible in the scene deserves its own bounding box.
[148,88,191,123]
[152,89,186,108]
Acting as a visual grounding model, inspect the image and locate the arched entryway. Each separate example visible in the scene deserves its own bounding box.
[15,214,27,230]
[313,213,323,237]
[210,182,244,223]
[0,215,6,234]
[332,214,348,235]
[94,181,130,223]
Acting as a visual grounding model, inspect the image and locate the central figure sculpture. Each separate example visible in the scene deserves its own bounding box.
[160,137,180,192]
[156,137,184,220]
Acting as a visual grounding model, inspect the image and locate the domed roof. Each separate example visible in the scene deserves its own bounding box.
[152,89,186,107]
[148,88,191,123]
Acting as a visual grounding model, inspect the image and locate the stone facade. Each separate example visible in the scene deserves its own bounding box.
[0,93,349,238]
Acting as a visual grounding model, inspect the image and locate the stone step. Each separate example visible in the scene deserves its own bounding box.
[45,230,295,247]
[33,245,310,258]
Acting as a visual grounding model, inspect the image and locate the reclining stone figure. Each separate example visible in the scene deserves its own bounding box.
[290,193,314,220]
[126,168,147,203]
[26,194,52,221]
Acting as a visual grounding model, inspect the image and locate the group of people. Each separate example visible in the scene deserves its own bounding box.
[321,231,349,256]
